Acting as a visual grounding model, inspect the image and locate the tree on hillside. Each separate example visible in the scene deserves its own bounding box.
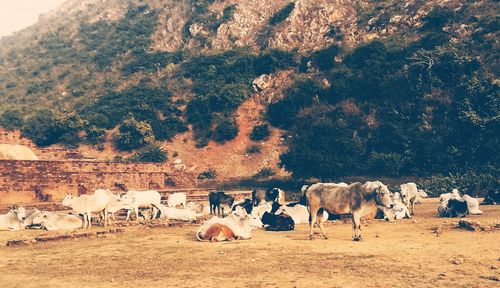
[21,109,57,147]
[114,117,155,151]
[0,109,24,130]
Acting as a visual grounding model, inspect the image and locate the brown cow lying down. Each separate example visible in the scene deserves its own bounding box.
[198,223,236,242]
[196,213,252,242]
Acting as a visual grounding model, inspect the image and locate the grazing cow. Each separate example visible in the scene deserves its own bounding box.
[461,195,483,215]
[32,211,84,231]
[196,213,252,241]
[167,192,187,208]
[305,181,394,241]
[438,198,468,218]
[482,190,500,205]
[121,190,162,221]
[61,189,112,228]
[261,212,294,231]
[209,191,235,216]
[252,188,285,206]
[0,206,26,231]
[159,205,197,221]
[275,204,329,225]
[400,182,419,215]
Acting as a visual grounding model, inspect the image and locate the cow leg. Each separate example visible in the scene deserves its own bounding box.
[134,206,140,221]
[82,213,87,229]
[103,208,107,226]
[87,212,92,229]
[411,200,415,215]
[309,207,319,240]
[352,212,362,241]
[316,209,328,239]
[125,209,131,221]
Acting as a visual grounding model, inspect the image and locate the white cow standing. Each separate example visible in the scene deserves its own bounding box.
[61,189,112,228]
[105,193,134,222]
[400,182,419,215]
[121,190,162,221]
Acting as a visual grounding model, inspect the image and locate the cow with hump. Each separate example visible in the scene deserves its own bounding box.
[305,181,394,241]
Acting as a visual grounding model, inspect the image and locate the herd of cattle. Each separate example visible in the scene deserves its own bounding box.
[0,181,498,242]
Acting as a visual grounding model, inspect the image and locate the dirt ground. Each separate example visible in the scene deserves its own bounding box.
[0,199,498,288]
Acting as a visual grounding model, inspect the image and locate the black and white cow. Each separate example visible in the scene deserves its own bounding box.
[261,211,294,231]
[209,191,235,216]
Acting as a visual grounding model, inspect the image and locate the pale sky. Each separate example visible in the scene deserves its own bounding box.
[0,0,67,37]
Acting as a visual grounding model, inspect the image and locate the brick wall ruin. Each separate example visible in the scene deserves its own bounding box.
[0,160,197,205]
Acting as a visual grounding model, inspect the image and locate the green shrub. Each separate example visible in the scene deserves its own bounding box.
[114,117,155,151]
[250,124,270,141]
[129,145,168,163]
[213,118,239,143]
[309,44,342,71]
[269,2,295,26]
[246,144,262,154]
[21,111,87,147]
[254,167,276,178]
[85,126,106,145]
[421,7,456,31]
[0,109,24,130]
[267,79,324,128]
[417,169,499,197]
[197,168,217,179]
[82,85,186,141]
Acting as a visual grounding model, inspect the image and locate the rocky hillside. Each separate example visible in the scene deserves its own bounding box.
[0,0,498,179]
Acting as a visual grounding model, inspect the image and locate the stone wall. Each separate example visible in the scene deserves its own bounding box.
[0,160,197,205]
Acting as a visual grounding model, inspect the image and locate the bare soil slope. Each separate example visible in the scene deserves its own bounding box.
[0,199,498,287]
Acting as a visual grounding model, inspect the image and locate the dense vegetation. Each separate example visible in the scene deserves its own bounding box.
[182,49,296,146]
[272,8,499,187]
